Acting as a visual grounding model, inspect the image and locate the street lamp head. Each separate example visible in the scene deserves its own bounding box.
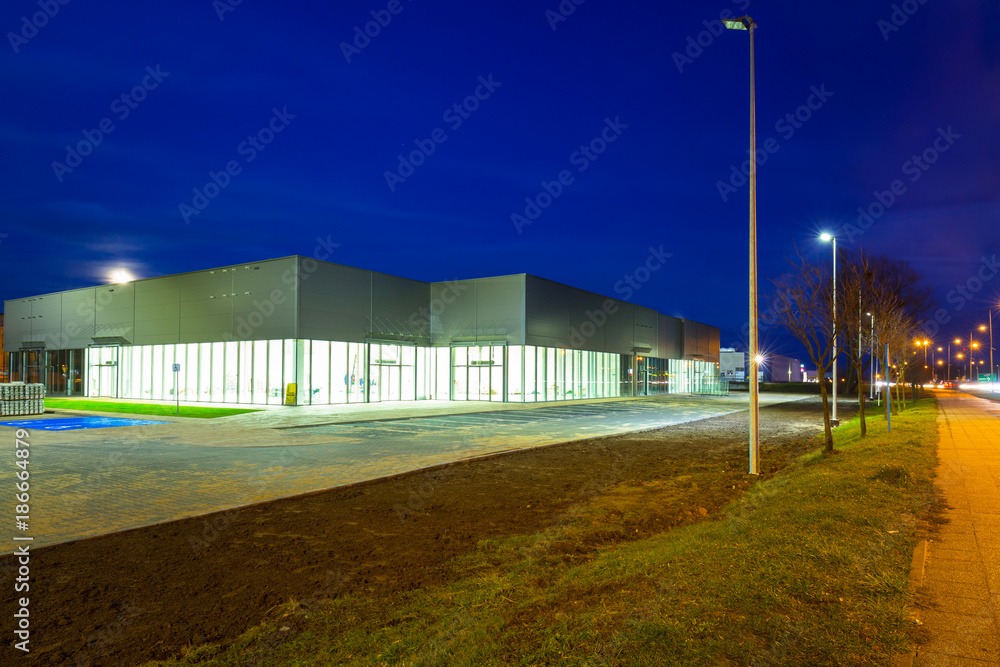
[723,15,757,30]
[819,232,834,242]
[955,338,962,344]
[980,325,987,331]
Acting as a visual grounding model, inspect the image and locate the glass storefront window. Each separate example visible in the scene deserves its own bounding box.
[268,340,285,405]
[224,341,238,403]
[523,346,537,402]
[212,343,225,402]
[311,341,330,404]
[238,341,253,404]
[507,346,522,402]
[348,342,365,403]
[251,341,267,404]
[435,348,449,400]
[331,342,348,403]
[151,346,164,400]
[198,343,212,401]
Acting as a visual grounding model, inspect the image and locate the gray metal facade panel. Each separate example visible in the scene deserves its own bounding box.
[133,277,180,346]
[707,326,721,363]
[632,305,657,353]
[469,276,523,343]
[525,276,643,354]
[2,299,31,351]
[179,270,232,301]
[371,272,431,335]
[658,314,683,360]
[567,290,614,352]
[428,279,478,343]
[298,262,373,342]
[604,303,635,354]
[4,258,722,366]
[657,314,669,358]
[524,276,571,348]
[681,319,720,361]
[94,285,135,332]
[429,275,523,345]
[59,289,98,349]
[228,260,297,342]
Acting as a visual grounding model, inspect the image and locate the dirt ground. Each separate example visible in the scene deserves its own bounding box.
[0,397,855,666]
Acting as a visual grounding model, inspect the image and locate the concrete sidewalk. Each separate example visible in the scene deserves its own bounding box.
[913,392,1000,665]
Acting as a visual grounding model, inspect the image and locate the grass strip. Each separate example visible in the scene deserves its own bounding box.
[147,399,939,666]
[43,398,261,419]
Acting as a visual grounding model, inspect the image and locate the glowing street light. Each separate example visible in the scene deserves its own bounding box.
[819,232,838,425]
[722,13,760,474]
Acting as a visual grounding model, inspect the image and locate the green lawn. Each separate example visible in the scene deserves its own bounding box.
[43,398,262,419]
[147,399,939,665]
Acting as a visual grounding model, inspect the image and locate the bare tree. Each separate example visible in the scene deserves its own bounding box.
[877,306,915,415]
[838,252,884,436]
[770,247,836,454]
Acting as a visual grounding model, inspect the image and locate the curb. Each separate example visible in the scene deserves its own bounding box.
[894,538,929,667]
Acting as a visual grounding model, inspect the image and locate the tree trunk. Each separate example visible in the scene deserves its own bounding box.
[899,368,907,410]
[819,379,834,453]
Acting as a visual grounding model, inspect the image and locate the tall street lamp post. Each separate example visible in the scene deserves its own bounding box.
[820,232,838,425]
[723,14,760,475]
[867,312,875,399]
[978,324,989,383]
[990,308,996,391]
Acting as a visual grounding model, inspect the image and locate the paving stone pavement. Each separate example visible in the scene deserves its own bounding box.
[0,392,811,554]
[914,392,1000,666]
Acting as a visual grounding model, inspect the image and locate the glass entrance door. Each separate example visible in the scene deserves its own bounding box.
[87,346,120,398]
[367,343,410,403]
[452,345,505,401]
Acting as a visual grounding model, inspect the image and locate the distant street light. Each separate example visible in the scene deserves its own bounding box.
[722,14,760,475]
[819,232,838,425]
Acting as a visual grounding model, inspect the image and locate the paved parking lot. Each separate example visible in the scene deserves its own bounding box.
[1,393,811,552]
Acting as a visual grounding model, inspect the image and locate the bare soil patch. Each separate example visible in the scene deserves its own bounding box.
[0,397,855,666]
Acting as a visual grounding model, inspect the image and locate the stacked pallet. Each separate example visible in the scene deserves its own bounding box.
[0,383,46,416]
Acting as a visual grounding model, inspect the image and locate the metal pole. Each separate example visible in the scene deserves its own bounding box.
[748,21,760,475]
[991,309,995,392]
[886,344,891,432]
[831,237,837,423]
[869,315,874,399]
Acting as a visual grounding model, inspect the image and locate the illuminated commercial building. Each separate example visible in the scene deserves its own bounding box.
[2,256,720,405]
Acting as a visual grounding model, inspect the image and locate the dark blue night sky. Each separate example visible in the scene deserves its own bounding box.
[1,0,998,360]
